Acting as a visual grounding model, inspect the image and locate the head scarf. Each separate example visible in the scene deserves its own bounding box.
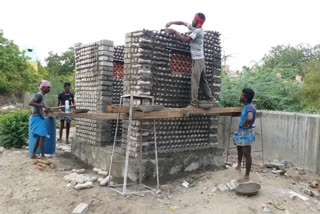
[38,80,51,90]
[194,13,205,28]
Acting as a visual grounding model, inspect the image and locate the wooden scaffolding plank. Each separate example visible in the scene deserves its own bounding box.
[46,107,243,120]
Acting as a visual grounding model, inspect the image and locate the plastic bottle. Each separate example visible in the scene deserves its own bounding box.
[65,100,70,113]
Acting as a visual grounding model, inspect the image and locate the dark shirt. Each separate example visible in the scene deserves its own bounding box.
[58,92,74,106]
[31,92,45,118]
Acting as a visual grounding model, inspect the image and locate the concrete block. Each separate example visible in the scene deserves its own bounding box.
[72,203,88,214]
[217,184,229,192]
[226,180,237,191]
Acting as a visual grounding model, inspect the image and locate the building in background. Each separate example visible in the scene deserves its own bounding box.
[21,45,38,71]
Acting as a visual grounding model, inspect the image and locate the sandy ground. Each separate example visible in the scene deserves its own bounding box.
[1,128,320,214]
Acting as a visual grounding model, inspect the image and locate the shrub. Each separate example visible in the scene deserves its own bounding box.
[0,109,29,148]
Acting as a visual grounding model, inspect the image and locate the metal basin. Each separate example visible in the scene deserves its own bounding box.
[236,183,261,196]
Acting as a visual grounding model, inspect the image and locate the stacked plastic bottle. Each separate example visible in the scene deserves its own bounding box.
[74,40,114,146]
[122,30,221,156]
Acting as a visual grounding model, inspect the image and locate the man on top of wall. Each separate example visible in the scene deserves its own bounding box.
[165,13,216,108]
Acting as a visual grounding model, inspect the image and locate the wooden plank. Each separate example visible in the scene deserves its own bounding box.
[46,107,244,120]
[106,105,138,113]
[132,107,242,120]
[46,112,128,120]
[50,105,77,112]
[220,111,263,118]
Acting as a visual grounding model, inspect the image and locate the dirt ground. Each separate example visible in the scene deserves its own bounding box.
[1,128,320,214]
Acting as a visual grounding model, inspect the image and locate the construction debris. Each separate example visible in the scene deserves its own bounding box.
[182,181,189,188]
[72,203,89,214]
[33,160,56,169]
[160,185,169,192]
[271,169,286,175]
[296,167,304,171]
[288,191,309,201]
[264,162,285,170]
[72,169,86,174]
[226,180,237,191]
[99,175,111,186]
[64,173,92,184]
[74,182,94,190]
[310,180,318,188]
[56,144,71,152]
[93,168,109,176]
[217,184,229,192]
[281,160,295,168]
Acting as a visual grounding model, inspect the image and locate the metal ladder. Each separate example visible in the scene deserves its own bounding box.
[108,94,160,195]
[225,99,264,167]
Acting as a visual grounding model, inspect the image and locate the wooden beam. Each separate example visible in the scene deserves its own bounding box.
[46,112,128,120]
[132,107,242,119]
[50,105,77,112]
[106,105,138,113]
[46,107,243,120]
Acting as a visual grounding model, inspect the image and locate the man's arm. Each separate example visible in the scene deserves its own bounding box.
[29,99,50,111]
[165,28,192,42]
[242,112,254,129]
[166,21,188,27]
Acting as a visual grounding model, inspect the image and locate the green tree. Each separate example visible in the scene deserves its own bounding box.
[302,60,320,112]
[220,67,304,112]
[0,30,39,94]
[261,44,320,79]
[45,47,75,77]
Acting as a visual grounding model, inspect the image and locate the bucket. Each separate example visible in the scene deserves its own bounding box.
[29,117,56,155]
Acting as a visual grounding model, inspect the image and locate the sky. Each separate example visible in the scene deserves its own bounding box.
[1,0,319,71]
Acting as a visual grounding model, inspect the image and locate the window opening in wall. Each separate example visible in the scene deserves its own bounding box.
[170,51,192,74]
[113,61,124,79]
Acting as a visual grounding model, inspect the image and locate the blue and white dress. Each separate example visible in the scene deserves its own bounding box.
[234,103,256,146]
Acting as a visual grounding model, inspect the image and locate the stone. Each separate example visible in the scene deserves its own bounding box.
[72,203,89,214]
[217,184,229,192]
[264,162,285,170]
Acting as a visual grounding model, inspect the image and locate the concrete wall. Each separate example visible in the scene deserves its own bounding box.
[218,111,320,174]
[71,141,224,181]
